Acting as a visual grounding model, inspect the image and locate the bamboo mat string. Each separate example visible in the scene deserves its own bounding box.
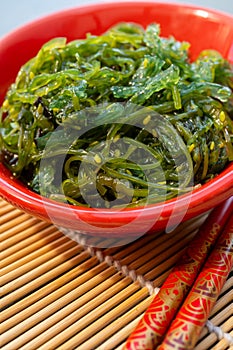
[195,319,233,350]
[206,320,233,345]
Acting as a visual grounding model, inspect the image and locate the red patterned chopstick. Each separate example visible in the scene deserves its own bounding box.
[158,213,233,350]
[124,196,233,350]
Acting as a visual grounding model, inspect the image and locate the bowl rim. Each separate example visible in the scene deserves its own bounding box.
[1,1,233,42]
[0,162,232,218]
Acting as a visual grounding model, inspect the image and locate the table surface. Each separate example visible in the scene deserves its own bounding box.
[0,0,233,38]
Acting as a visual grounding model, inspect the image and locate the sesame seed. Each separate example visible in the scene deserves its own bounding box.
[94,154,102,164]
[188,144,195,153]
[152,129,158,138]
[37,104,44,114]
[2,99,9,109]
[143,115,151,125]
[113,134,120,143]
[143,58,149,68]
[210,141,215,151]
[114,149,121,158]
[219,111,226,122]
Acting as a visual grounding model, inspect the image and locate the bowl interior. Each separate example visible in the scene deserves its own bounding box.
[0,2,233,235]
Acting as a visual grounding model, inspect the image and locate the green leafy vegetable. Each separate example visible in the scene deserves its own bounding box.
[0,23,233,208]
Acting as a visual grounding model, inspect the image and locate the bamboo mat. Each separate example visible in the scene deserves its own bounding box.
[0,197,232,350]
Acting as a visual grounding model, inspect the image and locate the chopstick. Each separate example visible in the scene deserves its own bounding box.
[124,196,233,349]
[158,212,233,350]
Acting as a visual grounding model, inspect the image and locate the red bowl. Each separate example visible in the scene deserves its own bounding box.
[0,2,233,238]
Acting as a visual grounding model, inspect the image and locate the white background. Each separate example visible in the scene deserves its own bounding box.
[0,0,233,38]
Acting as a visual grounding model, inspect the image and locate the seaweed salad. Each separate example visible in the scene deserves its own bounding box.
[0,23,233,208]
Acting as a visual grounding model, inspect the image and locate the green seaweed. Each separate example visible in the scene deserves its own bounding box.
[0,23,233,208]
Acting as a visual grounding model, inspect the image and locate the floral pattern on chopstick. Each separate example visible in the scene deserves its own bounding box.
[158,217,233,350]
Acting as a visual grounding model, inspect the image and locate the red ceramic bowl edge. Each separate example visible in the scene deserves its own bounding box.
[0,2,233,234]
[1,162,232,233]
